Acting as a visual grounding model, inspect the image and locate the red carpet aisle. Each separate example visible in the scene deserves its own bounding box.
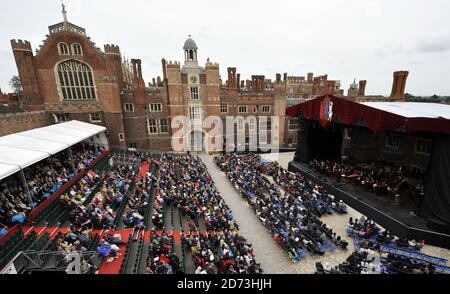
[98,229,133,274]
[98,160,151,274]
[138,160,151,179]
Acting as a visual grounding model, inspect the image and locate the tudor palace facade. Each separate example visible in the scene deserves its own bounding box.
[1,8,409,151]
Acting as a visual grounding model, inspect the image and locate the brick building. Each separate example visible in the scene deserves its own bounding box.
[4,7,407,152]
[10,7,126,147]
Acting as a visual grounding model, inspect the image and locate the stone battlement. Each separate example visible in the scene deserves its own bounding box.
[104,44,121,55]
[167,60,181,69]
[11,39,32,51]
[205,61,219,68]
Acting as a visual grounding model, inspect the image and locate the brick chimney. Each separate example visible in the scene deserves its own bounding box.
[227,67,237,89]
[358,80,367,97]
[390,71,409,102]
[325,80,336,95]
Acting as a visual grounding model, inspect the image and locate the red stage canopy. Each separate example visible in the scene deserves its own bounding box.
[286,95,450,135]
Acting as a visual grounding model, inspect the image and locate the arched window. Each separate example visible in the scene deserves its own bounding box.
[58,42,69,55]
[56,60,96,100]
[72,43,83,56]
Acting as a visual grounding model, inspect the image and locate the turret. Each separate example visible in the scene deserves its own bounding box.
[10,39,42,109]
[104,44,124,89]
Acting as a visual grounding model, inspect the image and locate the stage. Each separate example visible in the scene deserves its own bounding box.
[288,161,450,248]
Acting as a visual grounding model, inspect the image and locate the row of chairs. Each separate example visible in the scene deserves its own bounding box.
[119,233,134,274]
[178,208,184,231]
[43,232,62,252]
[91,154,112,173]
[141,161,157,228]
[34,197,63,225]
[379,243,447,266]
[113,153,143,228]
[170,203,175,229]
[114,198,130,228]
[143,183,156,227]
[33,166,94,225]
[162,202,167,229]
[28,232,51,252]
[354,237,448,266]
[0,231,37,270]
[132,231,145,274]
[20,232,51,270]
[81,177,107,207]
[169,234,184,273]
[87,233,100,252]
[0,230,24,259]
[37,199,67,227]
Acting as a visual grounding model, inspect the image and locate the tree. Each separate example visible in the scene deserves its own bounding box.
[9,75,22,93]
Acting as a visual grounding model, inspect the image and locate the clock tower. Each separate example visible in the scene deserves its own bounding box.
[165,36,222,152]
[183,35,199,67]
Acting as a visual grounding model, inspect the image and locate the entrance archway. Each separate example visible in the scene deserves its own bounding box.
[189,130,206,152]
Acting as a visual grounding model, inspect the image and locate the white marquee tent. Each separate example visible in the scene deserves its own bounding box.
[361,102,450,119]
[0,120,107,181]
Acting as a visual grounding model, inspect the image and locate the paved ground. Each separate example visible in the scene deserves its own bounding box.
[199,153,299,274]
[200,152,450,274]
[200,152,358,274]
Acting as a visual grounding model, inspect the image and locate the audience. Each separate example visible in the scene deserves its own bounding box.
[0,145,104,227]
[122,165,157,229]
[146,231,183,274]
[319,243,437,274]
[347,216,424,252]
[154,153,262,274]
[65,158,138,230]
[216,153,348,262]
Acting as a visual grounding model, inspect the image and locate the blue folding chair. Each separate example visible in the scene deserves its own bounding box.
[296,247,307,258]
[323,240,336,252]
[346,226,354,237]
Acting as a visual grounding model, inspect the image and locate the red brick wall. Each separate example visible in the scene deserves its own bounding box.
[0,111,52,136]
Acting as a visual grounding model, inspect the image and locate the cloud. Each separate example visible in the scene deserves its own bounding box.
[375,32,450,57]
[416,33,450,53]
[2,0,450,96]
[366,0,383,17]
[374,44,408,58]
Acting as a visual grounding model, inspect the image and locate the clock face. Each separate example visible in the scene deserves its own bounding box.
[190,76,198,83]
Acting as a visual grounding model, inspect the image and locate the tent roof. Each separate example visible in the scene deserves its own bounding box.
[0,145,49,169]
[65,120,106,132]
[18,129,84,146]
[361,102,450,119]
[0,163,20,180]
[0,120,106,180]
[286,95,450,135]
[0,134,69,155]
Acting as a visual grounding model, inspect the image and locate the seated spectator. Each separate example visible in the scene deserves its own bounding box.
[0,144,104,228]
[216,153,348,260]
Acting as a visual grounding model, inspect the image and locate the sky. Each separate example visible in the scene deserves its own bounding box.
[1,0,450,96]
